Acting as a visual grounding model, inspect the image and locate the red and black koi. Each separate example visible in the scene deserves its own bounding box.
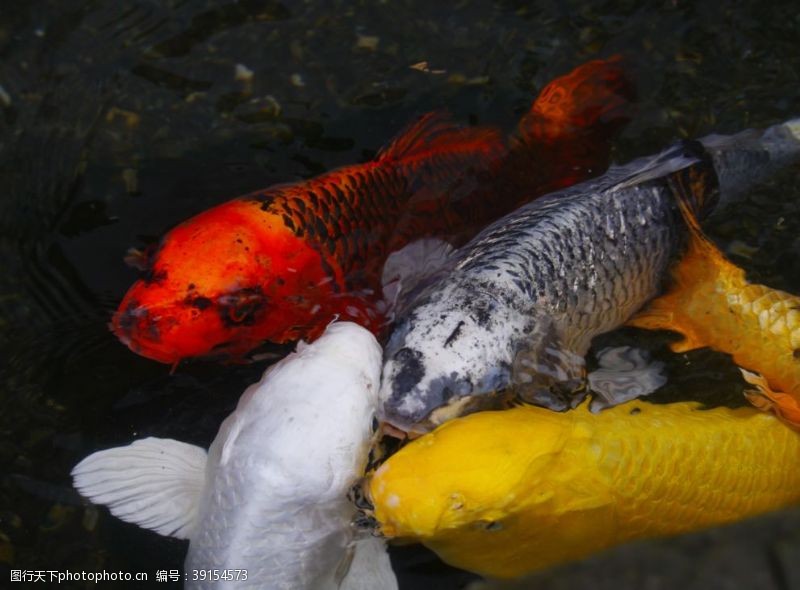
[112,56,634,364]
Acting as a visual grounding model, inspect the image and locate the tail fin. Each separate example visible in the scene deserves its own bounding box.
[518,55,636,145]
[506,56,636,193]
[699,118,800,206]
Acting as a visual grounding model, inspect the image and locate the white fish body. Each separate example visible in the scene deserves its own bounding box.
[72,322,397,590]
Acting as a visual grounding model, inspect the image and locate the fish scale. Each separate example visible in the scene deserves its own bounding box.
[626,180,800,426]
[369,401,800,579]
[110,58,639,363]
[380,119,800,431]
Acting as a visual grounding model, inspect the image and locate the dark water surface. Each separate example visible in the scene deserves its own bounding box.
[1,0,799,588]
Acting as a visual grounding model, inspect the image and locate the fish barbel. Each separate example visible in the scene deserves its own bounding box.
[379,119,800,432]
[369,400,800,579]
[111,57,634,364]
[629,195,800,427]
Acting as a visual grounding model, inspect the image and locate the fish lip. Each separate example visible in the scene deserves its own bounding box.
[111,299,184,364]
[380,342,514,432]
[378,379,479,434]
[380,373,516,435]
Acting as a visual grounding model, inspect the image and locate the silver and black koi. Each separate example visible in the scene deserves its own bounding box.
[379,118,800,433]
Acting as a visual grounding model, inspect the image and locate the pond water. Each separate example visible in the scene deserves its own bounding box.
[1,0,799,588]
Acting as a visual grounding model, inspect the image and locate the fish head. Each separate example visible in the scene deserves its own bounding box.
[369,405,568,540]
[378,284,529,433]
[370,405,616,578]
[112,200,333,363]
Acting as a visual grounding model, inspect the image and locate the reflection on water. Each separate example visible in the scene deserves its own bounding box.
[1,0,799,587]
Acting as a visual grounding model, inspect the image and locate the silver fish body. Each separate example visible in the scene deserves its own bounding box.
[379,120,800,432]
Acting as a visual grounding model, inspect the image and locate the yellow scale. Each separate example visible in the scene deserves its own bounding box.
[370,401,800,579]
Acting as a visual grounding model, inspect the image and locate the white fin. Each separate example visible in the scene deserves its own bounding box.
[339,536,398,590]
[71,437,207,539]
[588,346,666,412]
[381,238,454,314]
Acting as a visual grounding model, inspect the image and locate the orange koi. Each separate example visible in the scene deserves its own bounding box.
[629,194,800,428]
[113,56,634,364]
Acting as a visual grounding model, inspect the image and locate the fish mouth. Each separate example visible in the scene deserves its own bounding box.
[380,340,514,433]
[111,299,187,364]
[381,387,514,435]
[379,371,475,434]
[111,301,167,359]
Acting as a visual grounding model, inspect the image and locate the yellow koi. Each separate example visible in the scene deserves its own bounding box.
[628,195,800,427]
[369,401,800,579]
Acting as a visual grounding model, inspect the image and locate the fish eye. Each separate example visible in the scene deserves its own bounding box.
[480,520,503,532]
[218,288,266,326]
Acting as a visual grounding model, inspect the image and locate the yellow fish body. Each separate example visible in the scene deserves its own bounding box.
[628,197,800,426]
[369,401,800,579]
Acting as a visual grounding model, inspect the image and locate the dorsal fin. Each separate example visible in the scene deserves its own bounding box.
[376,112,504,165]
[663,140,721,221]
[670,170,746,283]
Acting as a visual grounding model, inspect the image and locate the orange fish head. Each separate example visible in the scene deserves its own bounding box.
[112,200,331,364]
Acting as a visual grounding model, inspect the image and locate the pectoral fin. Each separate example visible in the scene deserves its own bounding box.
[741,369,800,429]
[627,160,737,354]
[626,297,707,353]
[71,437,207,539]
[512,327,587,411]
[339,536,398,590]
[588,346,667,412]
[381,238,455,315]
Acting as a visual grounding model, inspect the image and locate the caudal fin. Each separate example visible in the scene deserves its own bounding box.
[504,56,636,194]
[518,54,636,145]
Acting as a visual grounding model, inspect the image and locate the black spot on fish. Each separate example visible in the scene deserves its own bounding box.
[189,296,212,311]
[115,300,141,333]
[444,321,465,348]
[473,303,491,327]
[794,349,800,361]
[318,255,340,293]
[218,287,266,327]
[282,214,296,232]
[187,283,196,291]
[314,217,329,240]
[630,407,641,415]
[147,321,161,343]
[391,348,425,399]
[142,268,167,285]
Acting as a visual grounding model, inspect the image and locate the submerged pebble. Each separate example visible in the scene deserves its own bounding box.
[0,83,11,107]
